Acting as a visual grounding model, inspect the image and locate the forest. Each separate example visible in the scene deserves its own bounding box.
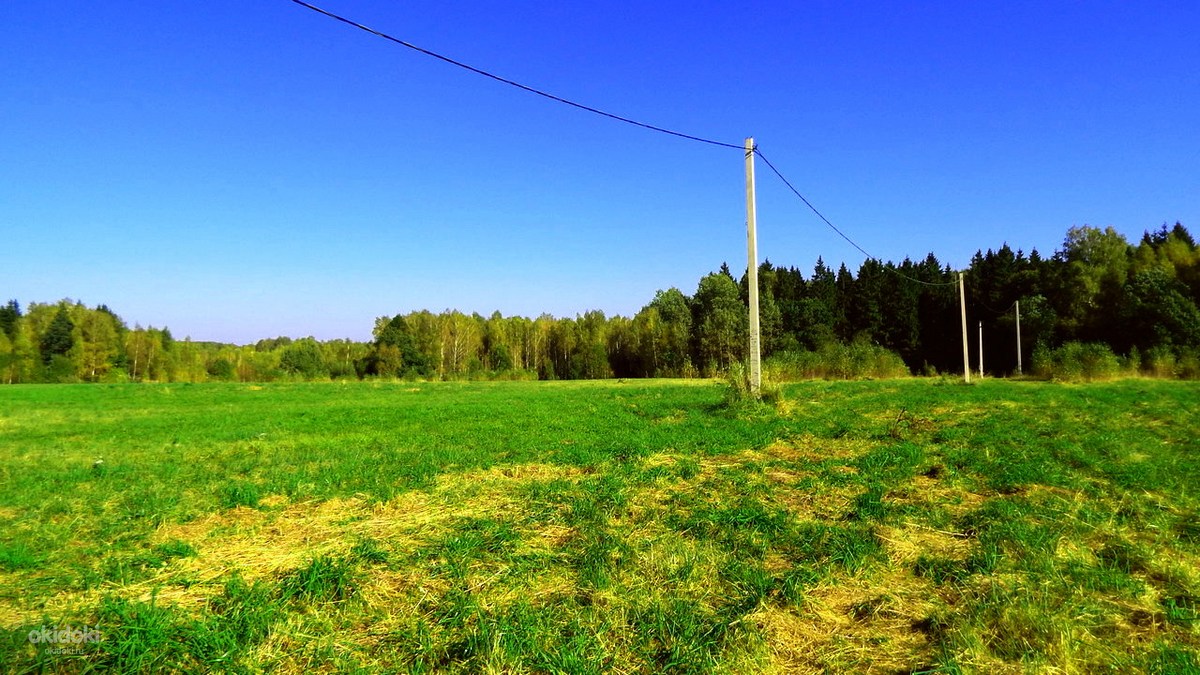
[3,223,1198,383]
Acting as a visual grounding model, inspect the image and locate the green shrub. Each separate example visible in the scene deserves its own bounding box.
[45,354,78,383]
[278,339,329,379]
[1144,346,1177,378]
[1079,343,1120,380]
[1178,347,1200,379]
[1119,346,1142,377]
[206,358,236,381]
[1032,342,1120,381]
[764,341,908,381]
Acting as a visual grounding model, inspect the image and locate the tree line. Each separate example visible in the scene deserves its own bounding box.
[3,222,1198,384]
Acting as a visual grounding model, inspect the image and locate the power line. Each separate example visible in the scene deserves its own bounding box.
[976,298,1017,316]
[289,1,957,289]
[753,146,957,288]
[287,0,744,150]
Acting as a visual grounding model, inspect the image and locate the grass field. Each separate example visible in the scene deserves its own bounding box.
[1,378,1198,673]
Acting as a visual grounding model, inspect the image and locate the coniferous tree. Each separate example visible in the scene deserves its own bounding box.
[912,255,957,373]
[791,258,837,350]
[40,306,75,366]
[850,259,886,343]
[881,259,921,368]
[0,300,19,340]
[834,263,856,341]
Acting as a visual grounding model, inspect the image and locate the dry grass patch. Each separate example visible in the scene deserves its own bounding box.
[762,434,872,464]
[356,566,449,612]
[0,462,584,630]
[748,568,941,674]
[770,483,861,522]
[887,473,988,518]
[764,466,811,486]
[877,524,973,567]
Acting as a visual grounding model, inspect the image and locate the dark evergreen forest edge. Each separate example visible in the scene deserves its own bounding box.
[4,223,1199,383]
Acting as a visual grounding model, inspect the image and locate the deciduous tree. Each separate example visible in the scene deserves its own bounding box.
[692,273,745,375]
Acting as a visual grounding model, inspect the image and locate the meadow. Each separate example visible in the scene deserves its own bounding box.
[0,378,1197,673]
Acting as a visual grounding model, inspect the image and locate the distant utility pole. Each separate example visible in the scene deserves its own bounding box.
[978,321,984,379]
[959,272,970,383]
[745,137,761,395]
[1015,300,1023,375]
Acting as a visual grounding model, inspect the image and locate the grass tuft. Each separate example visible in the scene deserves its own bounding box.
[279,554,357,604]
[219,482,261,510]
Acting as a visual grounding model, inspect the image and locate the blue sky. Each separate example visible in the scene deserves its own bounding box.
[2,1,1197,343]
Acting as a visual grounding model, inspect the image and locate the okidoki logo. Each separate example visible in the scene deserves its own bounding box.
[27,625,103,645]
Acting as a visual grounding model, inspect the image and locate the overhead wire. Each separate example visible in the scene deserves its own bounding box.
[287,0,744,150]
[976,298,1018,316]
[288,0,958,289]
[753,146,958,287]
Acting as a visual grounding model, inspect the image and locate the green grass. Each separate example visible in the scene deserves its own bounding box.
[0,378,1198,673]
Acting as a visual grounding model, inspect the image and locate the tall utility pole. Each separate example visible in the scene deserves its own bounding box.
[1015,300,1023,375]
[745,138,761,395]
[978,321,984,379]
[959,272,970,383]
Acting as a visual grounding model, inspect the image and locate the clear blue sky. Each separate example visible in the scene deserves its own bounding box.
[3,1,1197,343]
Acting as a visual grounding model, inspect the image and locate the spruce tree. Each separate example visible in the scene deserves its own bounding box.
[40,306,75,365]
[0,300,19,339]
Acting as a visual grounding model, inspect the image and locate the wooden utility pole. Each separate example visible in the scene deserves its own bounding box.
[959,272,970,383]
[1015,300,1023,375]
[978,321,984,379]
[745,138,761,394]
